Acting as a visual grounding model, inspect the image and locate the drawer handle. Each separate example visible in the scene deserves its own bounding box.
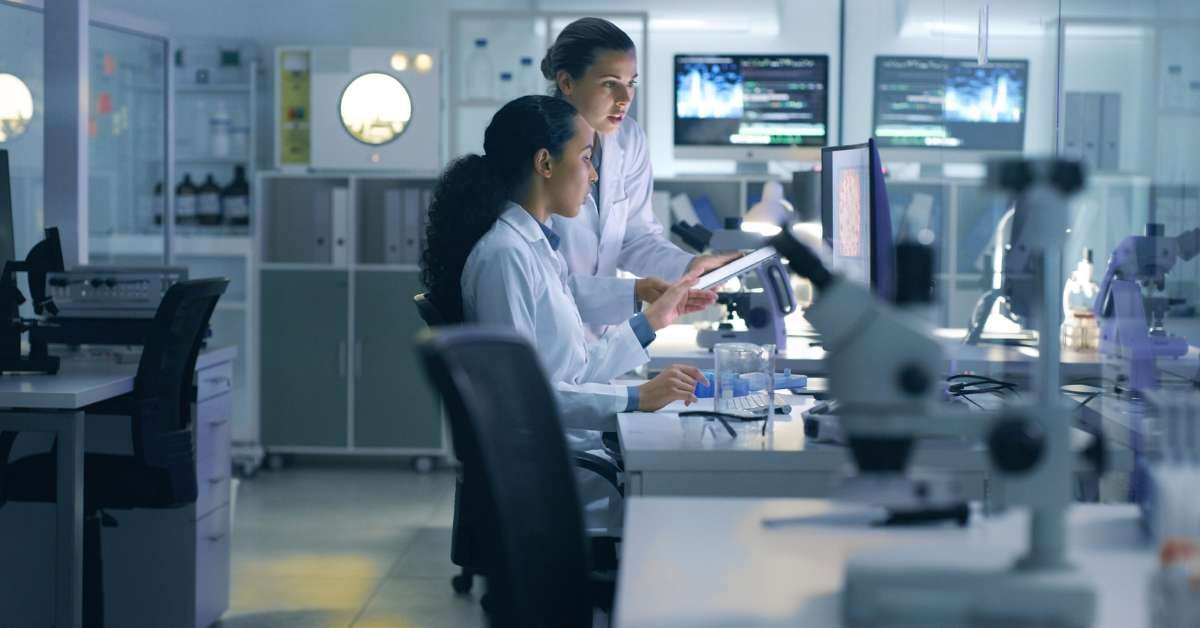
[204,376,232,387]
[206,418,230,428]
[206,533,227,542]
[207,476,226,485]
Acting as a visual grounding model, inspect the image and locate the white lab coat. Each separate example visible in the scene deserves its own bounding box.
[462,203,649,431]
[552,116,695,328]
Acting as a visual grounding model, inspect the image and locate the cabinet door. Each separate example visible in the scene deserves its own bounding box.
[353,271,442,449]
[261,270,348,447]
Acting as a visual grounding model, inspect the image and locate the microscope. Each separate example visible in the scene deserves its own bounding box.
[770,158,1105,628]
[0,228,65,374]
[1093,223,1200,392]
[695,258,795,350]
[671,202,797,351]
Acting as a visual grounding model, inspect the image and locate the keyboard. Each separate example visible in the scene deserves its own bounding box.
[721,392,791,418]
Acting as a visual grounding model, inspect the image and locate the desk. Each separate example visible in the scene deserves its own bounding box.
[615,497,1152,628]
[0,347,236,628]
[617,403,1133,499]
[647,324,1200,380]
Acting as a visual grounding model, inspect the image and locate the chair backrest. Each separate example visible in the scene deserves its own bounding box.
[413,292,445,327]
[132,277,228,502]
[416,326,592,628]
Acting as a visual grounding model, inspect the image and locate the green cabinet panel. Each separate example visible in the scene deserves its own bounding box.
[261,270,348,447]
[353,271,442,449]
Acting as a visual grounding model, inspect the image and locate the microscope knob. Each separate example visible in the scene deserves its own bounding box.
[896,363,931,396]
[746,306,769,329]
[988,418,1045,474]
[1049,160,1085,195]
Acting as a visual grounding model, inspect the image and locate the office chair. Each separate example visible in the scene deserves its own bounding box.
[0,277,228,626]
[417,326,616,627]
[412,292,621,598]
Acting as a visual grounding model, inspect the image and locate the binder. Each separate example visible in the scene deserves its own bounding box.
[419,188,433,257]
[383,188,404,264]
[402,187,422,264]
[331,187,349,265]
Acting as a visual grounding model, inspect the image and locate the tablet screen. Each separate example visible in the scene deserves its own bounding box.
[694,246,778,289]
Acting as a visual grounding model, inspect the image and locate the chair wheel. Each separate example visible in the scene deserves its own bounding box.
[451,573,473,594]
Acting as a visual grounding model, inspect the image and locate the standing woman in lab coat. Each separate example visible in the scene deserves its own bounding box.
[420,95,712,424]
[542,18,739,329]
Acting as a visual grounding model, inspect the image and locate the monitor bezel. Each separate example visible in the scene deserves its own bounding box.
[672,53,831,157]
[871,54,1030,153]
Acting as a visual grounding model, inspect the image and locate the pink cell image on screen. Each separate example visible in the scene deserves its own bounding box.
[836,169,863,257]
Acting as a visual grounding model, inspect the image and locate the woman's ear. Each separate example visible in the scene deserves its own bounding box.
[556,69,573,97]
[533,148,553,178]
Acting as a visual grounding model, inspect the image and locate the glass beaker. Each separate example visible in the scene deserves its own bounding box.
[713,342,776,417]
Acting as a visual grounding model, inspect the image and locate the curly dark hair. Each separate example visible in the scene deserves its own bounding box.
[420,95,580,322]
[541,17,635,96]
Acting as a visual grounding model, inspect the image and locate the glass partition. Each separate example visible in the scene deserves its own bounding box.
[87,21,168,264]
[0,2,45,259]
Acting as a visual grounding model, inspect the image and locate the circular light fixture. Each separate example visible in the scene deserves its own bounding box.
[339,72,413,146]
[414,53,434,74]
[390,52,409,72]
[0,73,34,142]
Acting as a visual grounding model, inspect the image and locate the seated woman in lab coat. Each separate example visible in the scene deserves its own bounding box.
[420,95,714,425]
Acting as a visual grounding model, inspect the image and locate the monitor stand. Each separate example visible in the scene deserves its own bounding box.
[735,161,769,175]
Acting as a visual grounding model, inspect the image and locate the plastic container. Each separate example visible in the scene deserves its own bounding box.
[713,342,776,415]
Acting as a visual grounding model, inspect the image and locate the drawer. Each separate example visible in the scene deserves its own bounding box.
[196,393,233,464]
[196,362,234,402]
[196,455,231,518]
[195,505,231,628]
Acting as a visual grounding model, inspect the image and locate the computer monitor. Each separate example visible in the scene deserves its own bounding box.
[674,54,829,162]
[821,139,896,301]
[873,56,1028,152]
[0,149,15,267]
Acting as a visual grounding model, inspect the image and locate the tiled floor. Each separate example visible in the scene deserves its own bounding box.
[214,466,486,628]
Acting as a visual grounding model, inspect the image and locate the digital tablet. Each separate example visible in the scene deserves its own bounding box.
[694,246,779,290]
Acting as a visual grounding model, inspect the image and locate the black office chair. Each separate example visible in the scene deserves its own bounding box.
[417,326,616,627]
[0,277,228,626]
[412,292,621,598]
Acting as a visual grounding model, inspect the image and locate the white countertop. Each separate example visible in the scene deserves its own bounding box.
[0,345,237,410]
[616,497,1152,628]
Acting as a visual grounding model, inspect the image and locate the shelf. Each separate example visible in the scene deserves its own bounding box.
[90,233,253,257]
[456,98,508,107]
[354,264,421,272]
[260,263,346,271]
[177,84,253,94]
[177,156,253,165]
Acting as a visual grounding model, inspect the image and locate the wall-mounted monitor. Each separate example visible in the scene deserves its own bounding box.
[873,56,1028,152]
[674,54,829,162]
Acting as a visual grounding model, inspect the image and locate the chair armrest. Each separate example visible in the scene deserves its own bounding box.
[573,450,622,496]
[588,569,617,613]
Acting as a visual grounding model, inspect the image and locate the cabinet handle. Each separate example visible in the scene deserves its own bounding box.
[206,417,230,428]
[355,340,363,378]
[338,341,347,377]
[205,376,232,387]
[208,476,226,485]
[206,533,227,542]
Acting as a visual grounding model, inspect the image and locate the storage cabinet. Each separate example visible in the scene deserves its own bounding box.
[353,271,442,449]
[257,173,446,464]
[260,270,349,448]
[0,348,236,627]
